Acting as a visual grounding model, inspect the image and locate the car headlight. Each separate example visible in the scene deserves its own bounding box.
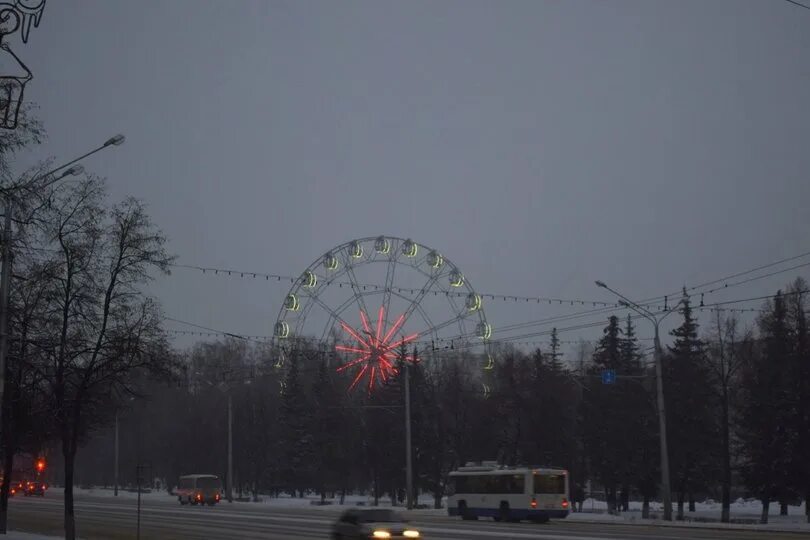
[372,531,391,539]
[404,530,420,538]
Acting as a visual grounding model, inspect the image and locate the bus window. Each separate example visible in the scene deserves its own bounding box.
[533,473,566,494]
[196,477,220,489]
[453,474,524,494]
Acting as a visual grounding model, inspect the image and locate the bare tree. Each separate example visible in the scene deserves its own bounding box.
[0,254,54,533]
[29,178,173,540]
[705,309,747,523]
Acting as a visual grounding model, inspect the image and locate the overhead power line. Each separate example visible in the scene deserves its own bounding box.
[171,248,810,314]
[783,0,810,10]
[169,263,623,309]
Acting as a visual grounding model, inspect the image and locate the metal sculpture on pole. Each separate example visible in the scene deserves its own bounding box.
[0,0,46,129]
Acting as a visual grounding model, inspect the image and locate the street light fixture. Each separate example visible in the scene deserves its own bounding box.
[594,280,684,522]
[63,164,85,177]
[104,134,126,147]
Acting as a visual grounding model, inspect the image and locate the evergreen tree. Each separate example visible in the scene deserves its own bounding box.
[279,353,313,496]
[665,290,717,519]
[549,328,562,371]
[582,315,627,514]
[311,357,344,502]
[739,291,793,523]
[619,315,656,514]
[786,279,810,522]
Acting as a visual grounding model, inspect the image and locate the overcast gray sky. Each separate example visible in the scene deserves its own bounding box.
[14,0,810,353]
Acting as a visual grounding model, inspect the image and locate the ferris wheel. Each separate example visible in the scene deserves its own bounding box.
[273,236,492,392]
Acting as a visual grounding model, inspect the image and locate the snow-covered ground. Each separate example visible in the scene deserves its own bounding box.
[45,487,810,531]
[4,533,66,540]
[568,497,810,531]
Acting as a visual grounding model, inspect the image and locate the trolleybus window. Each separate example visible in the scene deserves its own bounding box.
[452,474,524,494]
[533,473,566,494]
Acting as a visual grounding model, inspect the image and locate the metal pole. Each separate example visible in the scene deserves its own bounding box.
[653,323,672,521]
[114,410,119,496]
[0,204,13,436]
[136,465,142,540]
[227,392,233,503]
[404,362,413,510]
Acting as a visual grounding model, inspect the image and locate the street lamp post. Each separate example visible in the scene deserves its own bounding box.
[404,360,413,510]
[114,410,119,496]
[227,391,233,503]
[595,280,683,522]
[0,135,125,434]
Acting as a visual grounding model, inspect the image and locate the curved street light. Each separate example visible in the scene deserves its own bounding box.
[595,280,684,522]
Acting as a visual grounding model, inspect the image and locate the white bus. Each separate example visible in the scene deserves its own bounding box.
[176,474,222,506]
[446,462,570,523]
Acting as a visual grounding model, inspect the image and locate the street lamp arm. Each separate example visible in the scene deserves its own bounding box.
[23,144,106,191]
[598,281,657,320]
[618,299,656,326]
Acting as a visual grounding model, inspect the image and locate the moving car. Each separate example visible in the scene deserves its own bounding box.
[9,481,24,497]
[176,474,222,506]
[331,509,420,539]
[24,480,47,497]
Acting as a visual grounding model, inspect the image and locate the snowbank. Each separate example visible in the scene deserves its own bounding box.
[6,533,69,540]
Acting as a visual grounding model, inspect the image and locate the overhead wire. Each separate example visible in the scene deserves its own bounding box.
[170,248,810,322]
[166,250,810,349]
[783,0,810,10]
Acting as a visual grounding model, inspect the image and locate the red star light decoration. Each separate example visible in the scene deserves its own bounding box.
[336,306,418,393]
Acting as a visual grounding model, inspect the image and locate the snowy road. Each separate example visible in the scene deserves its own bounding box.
[7,494,810,540]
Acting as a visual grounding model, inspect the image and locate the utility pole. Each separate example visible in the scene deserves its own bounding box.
[596,280,683,522]
[0,207,13,422]
[135,463,150,540]
[651,323,672,522]
[227,392,233,503]
[135,464,143,540]
[404,359,413,510]
[114,410,119,496]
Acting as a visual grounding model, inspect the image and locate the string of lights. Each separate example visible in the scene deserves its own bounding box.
[165,300,773,354]
[170,249,810,314]
[165,252,810,351]
[168,263,625,308]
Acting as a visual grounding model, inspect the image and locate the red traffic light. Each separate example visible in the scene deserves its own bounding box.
[35,459,45,472]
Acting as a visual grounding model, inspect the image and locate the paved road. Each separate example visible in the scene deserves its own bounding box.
[8,494,809,540]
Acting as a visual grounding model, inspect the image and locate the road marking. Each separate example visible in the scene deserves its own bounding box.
[417,526,613,540]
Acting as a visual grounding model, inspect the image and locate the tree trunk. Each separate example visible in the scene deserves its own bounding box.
[64,449,77,540]
[0,444,14,533]
[434,491,442,509]
[688,493,695,512]
[677,491,684,520]
[720,386,731,523]
[606,486,616,515]
[621,487,629,512]
[760,497,770,524]
[642,495,650,519]
[806,488,809,523]
[780,501,788,516]
[340,487,346,505]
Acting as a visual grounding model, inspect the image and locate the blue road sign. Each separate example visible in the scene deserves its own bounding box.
[601,369,616,385]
